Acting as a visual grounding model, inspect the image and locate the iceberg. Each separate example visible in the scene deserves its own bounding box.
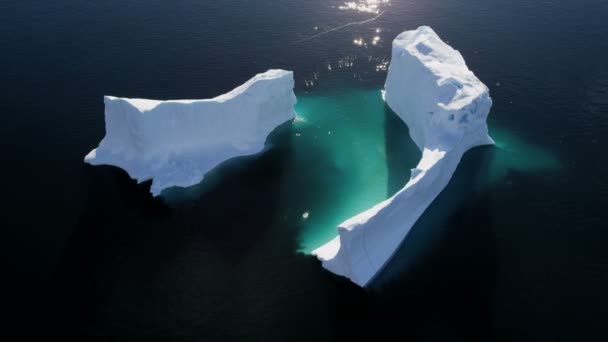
[312,26,494,286]
[85,69,296,196]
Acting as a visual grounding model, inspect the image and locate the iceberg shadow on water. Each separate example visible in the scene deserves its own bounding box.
[372,144,497,288]
[373,120,561,287]
[62,135,343,339]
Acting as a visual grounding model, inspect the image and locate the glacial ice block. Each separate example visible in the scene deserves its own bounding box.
[313,26,493,287]
[85,69,297,196]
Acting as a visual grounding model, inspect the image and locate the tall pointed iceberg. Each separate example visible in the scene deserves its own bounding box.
[313,26,493,286]
[85,70,297,196]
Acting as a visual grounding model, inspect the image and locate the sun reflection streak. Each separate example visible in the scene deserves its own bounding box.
[339,0,390,14]
[295,11,384,43]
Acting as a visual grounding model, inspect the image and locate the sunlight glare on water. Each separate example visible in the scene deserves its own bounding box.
[338,0,391,14]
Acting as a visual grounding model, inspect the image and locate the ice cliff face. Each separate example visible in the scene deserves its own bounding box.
[85,69,296,196]
[313,26,493,287]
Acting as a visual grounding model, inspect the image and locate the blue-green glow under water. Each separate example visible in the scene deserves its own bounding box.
[290,87,410,252]
[264,85,562,254]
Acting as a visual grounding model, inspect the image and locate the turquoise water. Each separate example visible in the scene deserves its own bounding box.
[488,126,561,182]
[288,87,413,252]
[268,85,563,254]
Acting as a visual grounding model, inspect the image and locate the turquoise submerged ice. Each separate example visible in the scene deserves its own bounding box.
[84,70,296,196]
[313,26,494,287]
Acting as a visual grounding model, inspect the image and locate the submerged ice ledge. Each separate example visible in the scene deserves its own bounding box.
[85,69,297,196]
[313,26,494,287]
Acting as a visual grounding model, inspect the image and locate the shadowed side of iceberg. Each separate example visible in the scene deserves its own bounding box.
[85,69,297,196]
[313,26,494,287]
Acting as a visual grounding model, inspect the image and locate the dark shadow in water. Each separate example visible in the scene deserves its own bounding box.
[379,106,497,286]
[375,145,497,284]
[327,147,499,341]
[46,121,340,341]
[332,183,499,341]
[330,105,500,340]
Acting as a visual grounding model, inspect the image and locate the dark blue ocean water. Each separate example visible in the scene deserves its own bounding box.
[2,0,608,340]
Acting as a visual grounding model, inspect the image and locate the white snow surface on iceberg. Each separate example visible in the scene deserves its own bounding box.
[85,69,296,196]
[313,26,493,287]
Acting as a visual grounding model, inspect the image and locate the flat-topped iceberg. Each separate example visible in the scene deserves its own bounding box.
[313,26,493,286]
[85,69,296,196]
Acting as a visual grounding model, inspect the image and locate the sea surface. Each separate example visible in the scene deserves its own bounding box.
[2,0,608,340]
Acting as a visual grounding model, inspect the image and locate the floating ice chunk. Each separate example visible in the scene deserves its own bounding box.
[85,70,297,196]
[313,26,493,287]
